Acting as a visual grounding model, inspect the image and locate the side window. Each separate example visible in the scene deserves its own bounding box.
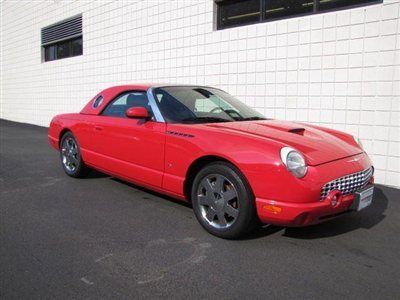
[92,95,103,108]
[101,91,152,118]
[154,90,195,122]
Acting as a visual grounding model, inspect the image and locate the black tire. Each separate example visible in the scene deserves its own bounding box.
[59,132,88,178]
[191,162,258,239]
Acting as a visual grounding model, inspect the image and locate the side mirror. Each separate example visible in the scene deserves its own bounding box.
[126,106,149,119]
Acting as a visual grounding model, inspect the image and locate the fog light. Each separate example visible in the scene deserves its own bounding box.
[331,195,338,207]
[327,190,342,207]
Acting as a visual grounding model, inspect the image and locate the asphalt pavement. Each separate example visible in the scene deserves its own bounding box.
[1,119,400,299]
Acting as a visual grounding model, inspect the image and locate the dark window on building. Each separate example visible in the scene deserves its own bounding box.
[265,0,314,20]
[44,45,56,62]
[218,0,261,28]
[41,15,82,62]
[317,0,379,11]
[216,0,382,29]
[71,38,83,56]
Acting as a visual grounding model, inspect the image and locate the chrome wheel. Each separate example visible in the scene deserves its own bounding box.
[197,174,239,229]
[61,137,79,172]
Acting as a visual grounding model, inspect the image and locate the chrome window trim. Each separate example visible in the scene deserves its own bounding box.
[147,87,165,123]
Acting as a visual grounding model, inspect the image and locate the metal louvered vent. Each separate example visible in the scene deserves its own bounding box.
[320,167,373,200]
[41,14,82,46]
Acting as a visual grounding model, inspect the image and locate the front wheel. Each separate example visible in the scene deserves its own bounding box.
[191,162,258,239]
[60,132,88,178]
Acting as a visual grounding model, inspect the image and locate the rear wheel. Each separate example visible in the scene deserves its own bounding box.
[60,132,88,178]
[191,162,258,239]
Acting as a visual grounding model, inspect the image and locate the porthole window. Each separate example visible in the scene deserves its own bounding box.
[92,95,103,108]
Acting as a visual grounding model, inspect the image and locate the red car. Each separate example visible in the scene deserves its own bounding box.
[48,84,374,238]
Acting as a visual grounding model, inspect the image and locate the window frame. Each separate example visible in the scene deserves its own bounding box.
[216,0,383,30]
[41,14,83,62]
[43,36,83,62]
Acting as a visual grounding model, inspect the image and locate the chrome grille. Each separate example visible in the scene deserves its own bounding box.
[320,167,373,200]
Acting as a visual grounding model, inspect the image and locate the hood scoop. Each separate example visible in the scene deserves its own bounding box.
[288,128,305,136]
[257,123,305,136]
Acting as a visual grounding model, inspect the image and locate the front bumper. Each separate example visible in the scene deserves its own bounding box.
[254,152,374,227]
[255,191,370,226]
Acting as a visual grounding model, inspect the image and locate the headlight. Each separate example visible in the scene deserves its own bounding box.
[353,136,364,149]
[280,147,307,178]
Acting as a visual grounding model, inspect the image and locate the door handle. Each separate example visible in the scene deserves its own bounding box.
[94,126,103,131]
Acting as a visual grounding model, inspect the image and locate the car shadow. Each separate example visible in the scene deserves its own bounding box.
[110,177,192,208]
[82,169,192,208]
[85,169,111,179]
[244,186,388,240]
[82,170,389,240]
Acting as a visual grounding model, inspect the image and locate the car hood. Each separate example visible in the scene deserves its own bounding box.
[205,120,363,166]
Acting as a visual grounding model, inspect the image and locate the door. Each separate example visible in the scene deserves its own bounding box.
[90,91,166,187]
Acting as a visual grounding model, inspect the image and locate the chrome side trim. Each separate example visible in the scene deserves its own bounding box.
[147,87,165,122]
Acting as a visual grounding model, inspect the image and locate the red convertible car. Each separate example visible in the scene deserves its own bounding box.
[48,84,374,238]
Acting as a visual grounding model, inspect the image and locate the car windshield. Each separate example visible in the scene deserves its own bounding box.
[153,86,267,123]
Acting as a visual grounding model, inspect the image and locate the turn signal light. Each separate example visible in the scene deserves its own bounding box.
[263,204,282,214]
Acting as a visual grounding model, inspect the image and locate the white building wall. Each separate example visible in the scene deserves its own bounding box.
[1,0,399,187]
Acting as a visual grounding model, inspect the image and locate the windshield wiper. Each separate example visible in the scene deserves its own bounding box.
[240,116,267,121]
[181,117,232,123]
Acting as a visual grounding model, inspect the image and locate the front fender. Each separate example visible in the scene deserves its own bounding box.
[162,123,286,200]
